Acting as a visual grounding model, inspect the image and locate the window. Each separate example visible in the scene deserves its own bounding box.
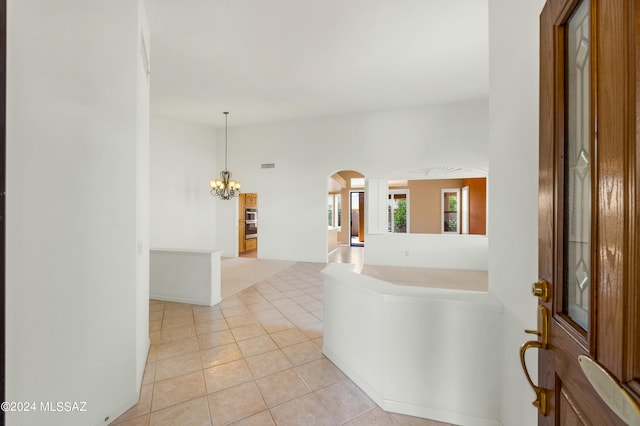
[350,178,365,188]
[328,193,342,228]
[442,188,460,233]
[388,190,409,233]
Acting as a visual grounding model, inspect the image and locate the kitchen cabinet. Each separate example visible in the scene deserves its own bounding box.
[238,193,258,254]
[245,194,257,209]
[245,238,257,251]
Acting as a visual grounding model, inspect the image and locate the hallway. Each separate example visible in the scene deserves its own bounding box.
[112,258,451,425]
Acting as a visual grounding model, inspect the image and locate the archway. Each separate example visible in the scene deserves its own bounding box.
[327,170,365,264]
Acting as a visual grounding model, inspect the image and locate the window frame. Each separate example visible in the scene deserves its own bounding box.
[441,188,461,234]
[327,193,342,230]
[388,189,410,233]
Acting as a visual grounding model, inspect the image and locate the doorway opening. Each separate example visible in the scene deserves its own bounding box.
[238,193,258,258]
[327,170,365,257]
[350,191,364,247]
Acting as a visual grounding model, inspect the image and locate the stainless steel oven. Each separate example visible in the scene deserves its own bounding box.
[245,209,257,239]
[245,209,257,222]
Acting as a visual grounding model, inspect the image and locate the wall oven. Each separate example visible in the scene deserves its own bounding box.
[245,209,257,222]
[245,209,258,239]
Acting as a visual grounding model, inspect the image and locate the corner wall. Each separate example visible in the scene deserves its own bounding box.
[488,0,546,424]
[6,1,148,424]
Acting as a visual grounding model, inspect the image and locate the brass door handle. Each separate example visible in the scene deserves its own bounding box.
[519,304,550,416]
[520,339,548,415]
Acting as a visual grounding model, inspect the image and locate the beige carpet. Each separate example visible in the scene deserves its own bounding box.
[360,265,488,292]
[220,257,296,298]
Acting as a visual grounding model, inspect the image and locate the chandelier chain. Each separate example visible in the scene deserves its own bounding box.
[224,111,228,171]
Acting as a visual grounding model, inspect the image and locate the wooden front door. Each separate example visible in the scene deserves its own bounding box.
[528,0,640,424]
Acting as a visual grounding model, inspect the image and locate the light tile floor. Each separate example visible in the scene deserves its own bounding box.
[112,255,452,426]
[327,245,364,272]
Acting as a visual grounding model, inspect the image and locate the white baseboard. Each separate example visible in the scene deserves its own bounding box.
[322,346,501,426]
[149,293,218,307]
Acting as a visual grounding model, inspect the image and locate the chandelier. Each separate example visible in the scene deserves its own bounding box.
[210,111,241,200]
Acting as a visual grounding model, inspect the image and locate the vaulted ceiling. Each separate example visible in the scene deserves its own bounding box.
[144,0,489,128]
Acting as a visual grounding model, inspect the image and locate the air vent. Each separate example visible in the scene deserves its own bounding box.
[261,163,275,169]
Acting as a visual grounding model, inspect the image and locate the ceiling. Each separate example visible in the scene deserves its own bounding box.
[144,0,489,128]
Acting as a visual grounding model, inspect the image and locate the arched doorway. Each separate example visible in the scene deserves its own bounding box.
[327,170,365,266]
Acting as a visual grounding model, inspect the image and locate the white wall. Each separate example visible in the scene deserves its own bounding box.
[214,194,239,257]
[150,116,217,250]
[6,1,148,424]
[323,263,503,425]
[136,0,151,390]
[488,0,546,425]
[215,99,489,261]
[365,234,488,270]
[150,249,222,306]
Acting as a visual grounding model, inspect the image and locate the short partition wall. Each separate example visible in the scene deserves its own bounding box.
[322,263,503,426]
[150,249,222,306]
[364,233,488,271]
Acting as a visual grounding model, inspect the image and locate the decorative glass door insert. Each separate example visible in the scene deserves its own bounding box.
[563,0,591,331]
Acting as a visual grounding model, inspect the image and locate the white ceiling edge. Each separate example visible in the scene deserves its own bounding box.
[387,165,489,181]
